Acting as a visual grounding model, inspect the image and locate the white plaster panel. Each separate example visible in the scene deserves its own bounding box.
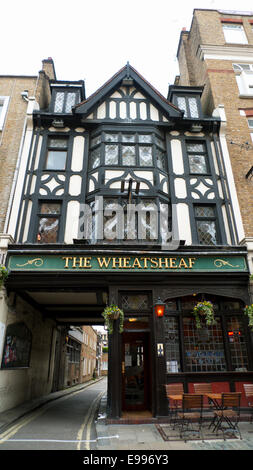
[140,102,147,120]
[109,101,117,119]
[174,178,187,199]
[69,175,82,196]
[130,102,137,119]
[120,101,127,119]
[171,140,184,175]
[177,203,192,245]
[150,104,159,121]
[97,103,106,119]
[64,201,80,243]
[71,136,85,172]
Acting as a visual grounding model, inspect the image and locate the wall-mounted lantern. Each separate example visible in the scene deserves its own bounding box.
[154,297,165,317]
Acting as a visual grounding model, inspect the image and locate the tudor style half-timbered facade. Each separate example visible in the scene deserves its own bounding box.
[3,62,252,419]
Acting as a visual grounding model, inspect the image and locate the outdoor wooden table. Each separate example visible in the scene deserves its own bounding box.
[205,393,222,410]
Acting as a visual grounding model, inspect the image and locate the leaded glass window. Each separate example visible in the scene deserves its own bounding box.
[186,141,208,174]
[121,294,150,311]
[227,317,249,371]
[183,317,226,372]
[122,145,136,165]
[37,202,61,243]
[194,205,218,245]
[176,96,200,118]
[105,144,119,165]
[139,146,152,166]
[53,90,80,113]
[164,317,181,372]
[89,131,166,170]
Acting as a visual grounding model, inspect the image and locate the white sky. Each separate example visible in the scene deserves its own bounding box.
[1,0,253,98]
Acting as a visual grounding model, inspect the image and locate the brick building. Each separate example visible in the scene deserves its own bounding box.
[82,326,97,382]
[176,8,253,280]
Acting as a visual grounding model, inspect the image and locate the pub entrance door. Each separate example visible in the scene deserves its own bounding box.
[122,331,151,411]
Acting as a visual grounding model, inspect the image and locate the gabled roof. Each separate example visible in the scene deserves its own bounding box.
[73,63,182,119]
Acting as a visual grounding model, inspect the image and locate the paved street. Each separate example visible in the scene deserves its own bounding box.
[0,378,106,451]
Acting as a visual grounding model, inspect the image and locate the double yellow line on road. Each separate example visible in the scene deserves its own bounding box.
[0,385,105,450]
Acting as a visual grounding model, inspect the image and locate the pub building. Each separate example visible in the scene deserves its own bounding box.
[5,62,252,420]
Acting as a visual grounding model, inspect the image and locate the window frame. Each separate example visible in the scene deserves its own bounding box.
[222,23,248,44]
[52,89,81,114]
[0,96,10,130]
[186,140,210,175]
[45,136,69,170]
[88,130,167,171]
[194,204,220,246]
[36,201,62,244]
[164,295,251,374]
[233,63,253,97]
[175,95,201,119]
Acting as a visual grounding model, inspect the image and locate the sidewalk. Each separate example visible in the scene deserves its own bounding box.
[95,393,253,451]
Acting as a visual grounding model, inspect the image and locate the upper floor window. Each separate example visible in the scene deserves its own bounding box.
[248,118,253,142]
[37,201,61,243]
[0,96,10,130]
[222,24,248,44]
[45,137,68,170]
[53,90,80,113]
[194,205,219,245]
[233,63,253,96]
[89,131,166,170]
[186,141,209,174]
[176,96,199,118]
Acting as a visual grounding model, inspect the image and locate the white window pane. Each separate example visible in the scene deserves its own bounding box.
[223,24,248,44]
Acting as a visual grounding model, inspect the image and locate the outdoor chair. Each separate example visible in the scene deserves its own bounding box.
[177,394,204,441]
[211,392,242,440]
[243,384,253,423]
[165,383,184,427]
[193,383,212,394]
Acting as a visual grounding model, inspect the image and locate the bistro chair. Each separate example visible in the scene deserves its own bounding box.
[165,383,184,427]
[243,384,253,423]
[193,383,213,411]
[193,383,212,394]
[178,394,204,441]
[211,392,242,440]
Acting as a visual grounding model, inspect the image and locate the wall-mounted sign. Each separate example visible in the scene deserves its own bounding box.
[7,254,248,273]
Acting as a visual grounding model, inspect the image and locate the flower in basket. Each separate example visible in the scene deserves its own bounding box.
[0,265,8,287]
[192,300,216,329]
[102,304,124,334]
[244,304,253,331]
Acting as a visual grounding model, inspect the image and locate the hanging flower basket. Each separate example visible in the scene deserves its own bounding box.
[192,301,216,329]
[0,265,8,287]
[102,304,124,334]
[244,304,253,331]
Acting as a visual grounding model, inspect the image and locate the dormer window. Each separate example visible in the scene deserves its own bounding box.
[53,90,81,113]
[176,96,199,118]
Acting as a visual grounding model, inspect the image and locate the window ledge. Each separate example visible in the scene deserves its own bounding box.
[239,94,253,99]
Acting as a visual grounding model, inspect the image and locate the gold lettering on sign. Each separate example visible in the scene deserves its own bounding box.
[62,256,72,268]
[61,255,199,270]
[97,257,111,268]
